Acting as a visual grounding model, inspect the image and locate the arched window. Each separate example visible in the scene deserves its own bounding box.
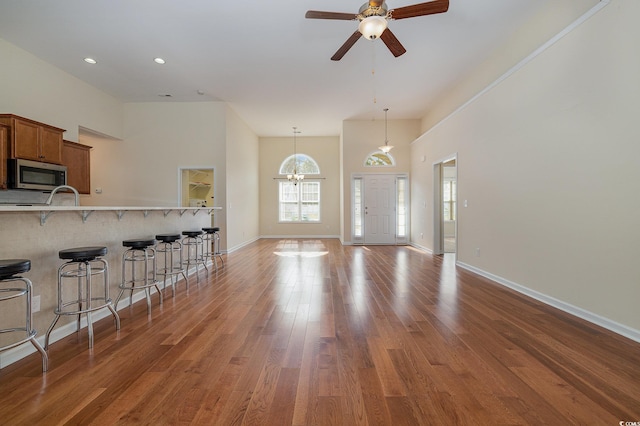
[364,151,395,167]
[279,154,320,175]
[278,154,321,222]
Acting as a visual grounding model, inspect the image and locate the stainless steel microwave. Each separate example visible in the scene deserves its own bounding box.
[7,158,67,190]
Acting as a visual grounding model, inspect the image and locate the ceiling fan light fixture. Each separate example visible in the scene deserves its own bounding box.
[358,15,387,40]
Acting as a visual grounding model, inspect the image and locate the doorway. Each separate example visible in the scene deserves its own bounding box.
[179,167,215,224]
[433,157,457,255]
[364,174,396,244]
[352,173,409,245]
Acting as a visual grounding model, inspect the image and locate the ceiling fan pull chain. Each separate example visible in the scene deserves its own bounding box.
[371,40,377,105]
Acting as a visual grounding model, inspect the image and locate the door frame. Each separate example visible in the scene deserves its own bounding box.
[178,166,215,224]
[351,172,410,245]
[433,154,457,255]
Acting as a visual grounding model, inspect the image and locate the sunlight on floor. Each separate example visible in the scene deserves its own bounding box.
[273,251,328,258]
[273,239,328,257]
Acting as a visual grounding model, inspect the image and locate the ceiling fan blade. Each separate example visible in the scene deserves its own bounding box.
[331,31,362,61]
[390,0,449,20]
[380,28,407,57]
[305,10,358,20]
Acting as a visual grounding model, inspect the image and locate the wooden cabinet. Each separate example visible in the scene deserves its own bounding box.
[0,124,8,189]
[0,114,65,164]
[62,140,92,194]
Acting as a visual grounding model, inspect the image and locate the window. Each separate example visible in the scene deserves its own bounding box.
[279,154,321,223]
[365,151,395,167]
[279,154,320,175]
[279,181,320,222]
[353,177,363,238]
[443,180,456,221]
[397,176,407,238]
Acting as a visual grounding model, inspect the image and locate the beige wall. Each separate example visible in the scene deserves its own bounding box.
[341,119,421,244]
[225,106,260,251]
[0,39,123,142]
[81,102,226,206]
[421,0,600,132]
[411,0,640,335]
[259,136,340,237]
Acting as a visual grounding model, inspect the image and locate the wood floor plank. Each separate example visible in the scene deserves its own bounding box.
[0,239,638,424]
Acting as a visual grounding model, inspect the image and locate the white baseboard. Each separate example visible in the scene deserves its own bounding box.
[457,261,640,344]
[226,236,260,254]
[409,242,433,254]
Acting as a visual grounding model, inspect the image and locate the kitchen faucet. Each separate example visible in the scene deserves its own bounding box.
[45,185,79,206]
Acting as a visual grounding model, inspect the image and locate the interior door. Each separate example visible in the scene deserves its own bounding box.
[364,175,396,244]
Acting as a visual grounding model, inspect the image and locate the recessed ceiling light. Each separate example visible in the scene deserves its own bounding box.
[154,57,165,64]
[84,57,97,64]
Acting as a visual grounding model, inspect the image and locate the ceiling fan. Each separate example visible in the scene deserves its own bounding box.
[305,0,449,61]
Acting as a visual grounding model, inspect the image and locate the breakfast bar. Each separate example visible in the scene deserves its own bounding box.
[0,205,219,367]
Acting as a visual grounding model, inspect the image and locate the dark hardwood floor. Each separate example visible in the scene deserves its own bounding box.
[1,239,639,425]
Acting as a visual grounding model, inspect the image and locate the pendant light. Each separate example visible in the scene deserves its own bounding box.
[378,108,394,153]
[287,127,304,185]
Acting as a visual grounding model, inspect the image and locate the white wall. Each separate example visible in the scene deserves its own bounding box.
[411,0,640,336]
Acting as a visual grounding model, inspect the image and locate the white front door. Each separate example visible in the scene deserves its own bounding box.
[364,175,396,244]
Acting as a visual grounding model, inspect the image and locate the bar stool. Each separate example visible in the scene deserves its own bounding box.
[115,238,162,314]
[0,259,48,372]
[202,227,224,271]
[181,230,207,283]
[155,234,188,296]
[45,247,120,350]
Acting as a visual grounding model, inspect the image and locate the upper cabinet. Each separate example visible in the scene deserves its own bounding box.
[62,140,92,194]
[0,124,8,189]
[0,114,65,165]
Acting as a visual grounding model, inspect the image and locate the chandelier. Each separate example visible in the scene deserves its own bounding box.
[287,127,304,185]
[378,108,394,153]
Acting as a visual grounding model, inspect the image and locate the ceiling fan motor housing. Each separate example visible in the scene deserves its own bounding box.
[358,1,388,18]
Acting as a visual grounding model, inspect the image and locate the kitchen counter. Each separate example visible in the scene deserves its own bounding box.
[0,205,220,368]
[0,205,221,225]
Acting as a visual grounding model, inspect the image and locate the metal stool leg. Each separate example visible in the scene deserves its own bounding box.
[0,275,49,372]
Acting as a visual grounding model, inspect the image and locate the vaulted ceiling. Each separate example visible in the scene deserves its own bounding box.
[0,0,591,136]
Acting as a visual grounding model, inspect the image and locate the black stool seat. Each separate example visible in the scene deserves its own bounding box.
[182,230,203,237]
[0,259,31,279]
[59,247,107,262]
[46,245,119,352]
[202,227,220,233]
[0,257,48,372]
[156,234,181,243]
[123,238,156,249]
